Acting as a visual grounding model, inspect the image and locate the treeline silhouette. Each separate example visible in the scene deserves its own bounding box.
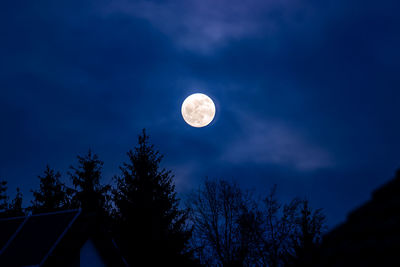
[0,130,326,267]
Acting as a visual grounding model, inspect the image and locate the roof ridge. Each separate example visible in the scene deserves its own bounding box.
[0,214,27,221]
[0,209,81,221]
[30,209,81,217]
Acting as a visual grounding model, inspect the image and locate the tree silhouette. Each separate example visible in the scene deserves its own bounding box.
[188,179,264,266]
[113,129,192,265]
[7,187,24,217]
[188,179,326,267]
[69,150,109,213]
[236,196,266,266]
[0,180,8,211]
[0,183,25,218]
[286,199,326,266]
[30,165,71,214]
[260,186,300,267]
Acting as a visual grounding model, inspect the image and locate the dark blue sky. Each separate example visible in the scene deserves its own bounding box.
[1,0,399,227]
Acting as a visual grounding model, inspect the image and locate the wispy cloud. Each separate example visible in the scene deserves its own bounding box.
[222,113,334,171]
[102,0,303,52]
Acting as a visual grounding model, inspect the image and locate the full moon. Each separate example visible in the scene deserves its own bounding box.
[181,93,216,128]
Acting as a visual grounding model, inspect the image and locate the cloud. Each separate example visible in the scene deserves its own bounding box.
[102,0,306,52]
[222,113,334,171]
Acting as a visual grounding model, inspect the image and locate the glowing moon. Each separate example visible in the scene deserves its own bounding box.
[181,93,216,127]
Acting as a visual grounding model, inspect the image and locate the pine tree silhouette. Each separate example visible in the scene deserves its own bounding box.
[69,150,109,213]
[0,180,7,211]
[113,129,192,265]
[7,188,24,217]
[30,165,71,213]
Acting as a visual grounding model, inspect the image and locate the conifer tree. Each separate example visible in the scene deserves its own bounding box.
[69,150,109,213]
[8,188,24,217]
[30,165,71,213]
[0,180,8,211]
[113,129,191,265]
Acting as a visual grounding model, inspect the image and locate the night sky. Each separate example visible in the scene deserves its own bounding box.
[1,0,399,227]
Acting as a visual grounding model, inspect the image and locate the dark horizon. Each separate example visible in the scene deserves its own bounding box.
[1,0,400,228]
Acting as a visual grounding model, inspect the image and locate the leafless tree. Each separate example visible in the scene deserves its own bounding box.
[260,186,300,267]
[188,179,262,266]
[188,179,326,267]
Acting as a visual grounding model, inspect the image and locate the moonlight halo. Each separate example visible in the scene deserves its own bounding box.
[181,93,216,128]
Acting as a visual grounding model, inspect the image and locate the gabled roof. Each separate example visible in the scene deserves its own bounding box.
[0,209,128,267]
[0,209,80,266]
